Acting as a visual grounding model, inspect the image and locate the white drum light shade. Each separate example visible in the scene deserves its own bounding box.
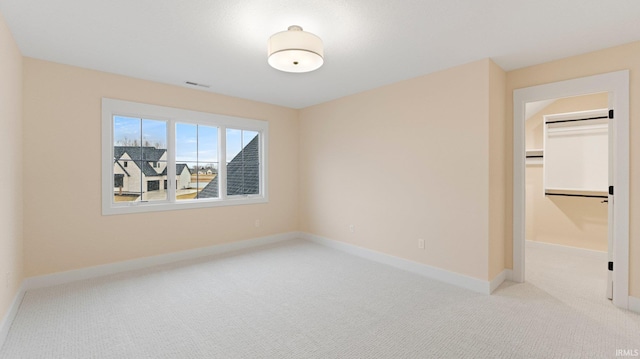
[268,25,324,73]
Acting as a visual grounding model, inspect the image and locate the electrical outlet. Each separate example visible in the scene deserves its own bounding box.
[418,239,425,249]
[254,219,261,228]
[349,224,355,233]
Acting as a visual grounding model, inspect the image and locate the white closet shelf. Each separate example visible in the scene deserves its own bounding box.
[545,188,608,198]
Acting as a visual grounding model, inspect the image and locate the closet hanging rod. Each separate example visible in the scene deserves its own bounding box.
[545,115,608,125]
[545,192,608,199]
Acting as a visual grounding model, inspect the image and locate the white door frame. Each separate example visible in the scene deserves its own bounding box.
[512,70,629,309]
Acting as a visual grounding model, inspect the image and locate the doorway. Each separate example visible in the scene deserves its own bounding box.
[512,70,630,309]
[524,94,610,302]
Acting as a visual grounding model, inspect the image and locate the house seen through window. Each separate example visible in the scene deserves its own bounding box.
[102,98,268,215]
[113,117,168,202]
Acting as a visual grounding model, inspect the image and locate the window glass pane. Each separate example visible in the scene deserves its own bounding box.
[197,125,219,199]
[174,162,197,200]
[114,116,141,147]
[198,125,218,163]
[140,119,167,202]
[243,130,259,148]
[113,116,142,203]
[226,129,242,162]
[227,129,260,196]
[142,119,167,150]
[112,116,167,203]
[176,123,197,163]
[195,163,219,199]
[176,123,219,200]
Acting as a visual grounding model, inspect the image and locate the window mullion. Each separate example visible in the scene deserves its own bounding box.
[167,119,176,202]
[240,130,245,195]
[139,118,144,202]
[219,125,227,199]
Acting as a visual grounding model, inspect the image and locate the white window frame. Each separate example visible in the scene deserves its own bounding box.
[102,98,269,215]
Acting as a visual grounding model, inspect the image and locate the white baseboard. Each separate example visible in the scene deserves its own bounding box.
[505,269,514,281]
[629,296,640,314]
[302,232,495,295]
[489,269,512,293]
[0,282,27,350]
[525,240,607,260]
[24,232,300,291]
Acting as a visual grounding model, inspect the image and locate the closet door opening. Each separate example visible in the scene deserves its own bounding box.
[524,94,610,303]
[512,70,629,309]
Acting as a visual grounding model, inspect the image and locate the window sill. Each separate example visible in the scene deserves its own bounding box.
[102,196,268,216]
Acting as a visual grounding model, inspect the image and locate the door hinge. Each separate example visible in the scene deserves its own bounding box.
[609,109,614,119]
[608,261,614,271]
[609,186,614,195]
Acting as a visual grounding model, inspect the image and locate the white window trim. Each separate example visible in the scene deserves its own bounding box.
[102,98,269,215]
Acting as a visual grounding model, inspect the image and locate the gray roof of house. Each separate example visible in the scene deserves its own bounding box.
[199,176,219,198]
[114,146,165,161]
[160,163,191,176]
[198,135,259,198]
[177,163,190,175]
[136,160,161,177]
[114,146,165,177]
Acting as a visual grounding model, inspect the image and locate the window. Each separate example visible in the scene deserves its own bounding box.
[102,98,268,215]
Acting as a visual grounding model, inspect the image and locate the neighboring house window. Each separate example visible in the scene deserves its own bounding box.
[102,98,268,215]
[114,174,124,188]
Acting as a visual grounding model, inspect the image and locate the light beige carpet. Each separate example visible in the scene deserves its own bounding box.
[1,239,638,358]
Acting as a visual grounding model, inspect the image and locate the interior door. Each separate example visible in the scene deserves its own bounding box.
[606,109,614,300]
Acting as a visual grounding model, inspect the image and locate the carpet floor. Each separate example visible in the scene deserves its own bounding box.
[1,239,638,358]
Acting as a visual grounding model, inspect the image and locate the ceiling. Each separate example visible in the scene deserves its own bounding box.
[2,0,640,109]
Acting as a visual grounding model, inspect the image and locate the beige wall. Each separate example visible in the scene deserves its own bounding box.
[488,60,507,279]
[22,58,299,277]
[299,59,507,281]
[525,94,609,251]
[506,41,640,297]
[0,13,23,323]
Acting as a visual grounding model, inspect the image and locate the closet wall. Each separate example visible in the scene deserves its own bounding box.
[525,93,609,251]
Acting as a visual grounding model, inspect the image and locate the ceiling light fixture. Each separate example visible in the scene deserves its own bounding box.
[268,25,324,73]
